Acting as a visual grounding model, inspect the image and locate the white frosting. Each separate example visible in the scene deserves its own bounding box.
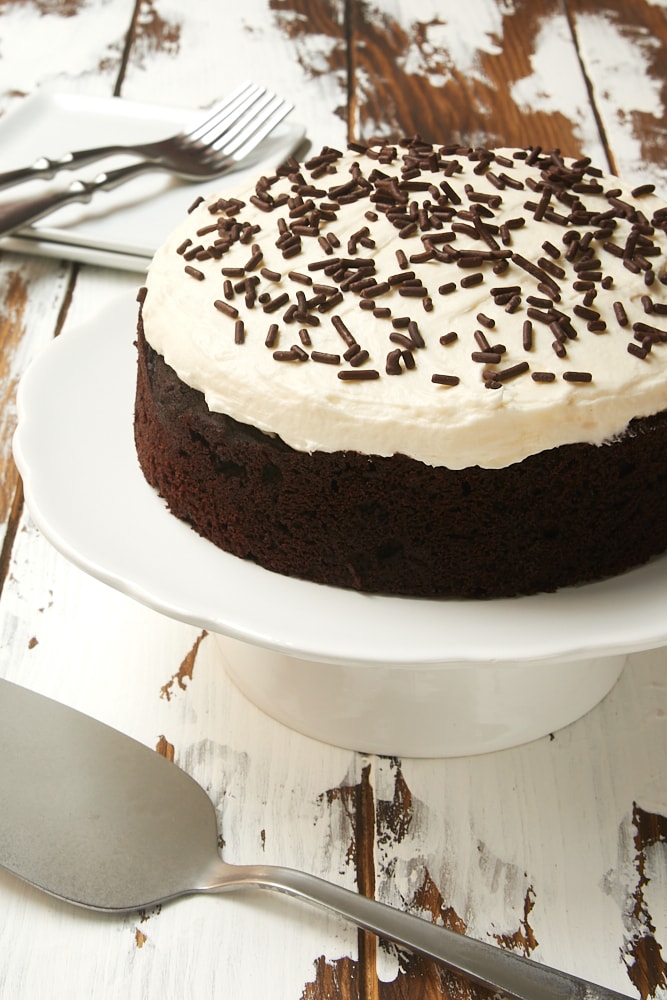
[142,141,667,469]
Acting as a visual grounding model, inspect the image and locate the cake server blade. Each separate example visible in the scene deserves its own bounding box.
[0,678,631,1000]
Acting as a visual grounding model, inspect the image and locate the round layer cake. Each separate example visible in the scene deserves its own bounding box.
[135,137,667,598]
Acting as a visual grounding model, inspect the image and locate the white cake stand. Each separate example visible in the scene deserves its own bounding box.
[13,293,667,756]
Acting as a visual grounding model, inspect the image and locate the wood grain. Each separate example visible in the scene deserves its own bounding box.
[0,1,666,998]
[347,0,603,156]
[565,0,667,185]
[119,0,349,153]
[0,258,75,590]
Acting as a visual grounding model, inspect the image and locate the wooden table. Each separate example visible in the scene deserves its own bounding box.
[0,2,666,997]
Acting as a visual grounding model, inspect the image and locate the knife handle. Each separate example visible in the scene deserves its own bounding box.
[0,160,158,237]
[0,146,135,192]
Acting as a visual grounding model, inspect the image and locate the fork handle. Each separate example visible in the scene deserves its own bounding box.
[208,863,634,1000]
[0,160,159,237]
[0,146,139,192]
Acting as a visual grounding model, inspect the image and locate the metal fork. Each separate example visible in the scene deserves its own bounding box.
[0,86,294,239]
[0,81,275,190]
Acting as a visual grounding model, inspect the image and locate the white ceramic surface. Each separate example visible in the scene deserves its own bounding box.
[0,91,306,270]
[214,635,627,757]
[13,293,667,755]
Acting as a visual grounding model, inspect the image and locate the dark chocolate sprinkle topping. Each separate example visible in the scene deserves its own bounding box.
[165,136,667,422]
[184,265,205,281]
[214,298,238,318]
[338,369,380,380]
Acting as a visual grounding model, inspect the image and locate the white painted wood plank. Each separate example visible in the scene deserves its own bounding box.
[571,3,667,187]
[372,650,667,996]
[1,3,666,998]
[0,0,136,119]
[2,235,365,999]
[0,253,75,532]
[350,0,609,161]
[0,511,362,999]
[119,0,349,156]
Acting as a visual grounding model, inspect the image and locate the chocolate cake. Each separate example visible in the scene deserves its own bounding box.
[134,138,667,598]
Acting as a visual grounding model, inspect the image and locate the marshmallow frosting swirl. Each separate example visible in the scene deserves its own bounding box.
[141,139,667,469]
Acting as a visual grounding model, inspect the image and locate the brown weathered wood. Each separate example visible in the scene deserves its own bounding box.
[0,267,31,527]
[0,260,74,563]
[0,2,666,998]
[348,0,600,155]
[300,954,361,1000]
[0,0,138,586]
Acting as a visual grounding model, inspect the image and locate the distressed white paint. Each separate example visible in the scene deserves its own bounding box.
[120,0,348,154]
[0,0,135,117]
[0,513,360,1000]
[510,12,608,163]
[573,8,667,187]
[1,1,666,997]
[389,0,514,83]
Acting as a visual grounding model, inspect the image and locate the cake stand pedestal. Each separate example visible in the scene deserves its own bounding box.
[214,634,627,757]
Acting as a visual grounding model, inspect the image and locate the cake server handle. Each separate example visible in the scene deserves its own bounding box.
[210,863,635,1000]
[0,160,168,237]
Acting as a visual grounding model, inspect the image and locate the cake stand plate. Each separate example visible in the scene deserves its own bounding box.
[13,293,667,756]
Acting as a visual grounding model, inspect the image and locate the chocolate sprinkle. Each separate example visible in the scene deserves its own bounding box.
[440,331,458,345]
[265,324,279,348]
[460,272,484,288]
[338,369,380,380]
[184,265,205,281]
[311,351,341,364]
[472,351,502,364]
[493,361,529,382]
[214,299,239,318]
[167,137,667,412]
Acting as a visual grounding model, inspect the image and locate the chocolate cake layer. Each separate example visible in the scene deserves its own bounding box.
[135,315,667,598]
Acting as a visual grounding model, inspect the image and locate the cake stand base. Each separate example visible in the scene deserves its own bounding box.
[213,633,627,758]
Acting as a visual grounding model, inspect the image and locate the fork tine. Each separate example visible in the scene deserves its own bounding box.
[184,81,261,143]
[221,97,294,160]
[195,86,271,147]
[202,90,278,148]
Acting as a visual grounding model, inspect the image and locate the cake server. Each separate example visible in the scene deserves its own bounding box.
[0,678,631,1000]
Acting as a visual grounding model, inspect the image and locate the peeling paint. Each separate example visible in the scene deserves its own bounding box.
[623,803,667,999]
[299,953,360,1000]
[341,0,593,151]
[0,1,130,105]
[493,885,538,957]
[376,762,413,848]
[160,629,207,701]
[132,0,181,60]
[0,270,27,526]
[155,734,175,761]
[570,4,667,184]
[319,782,359,870]
[0,0,87,14]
